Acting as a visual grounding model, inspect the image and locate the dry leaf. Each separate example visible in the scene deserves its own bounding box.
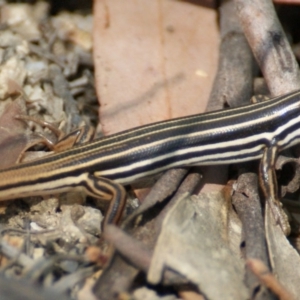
[94,0,219,135]
[148,192,248,300]
[265,201,300,299]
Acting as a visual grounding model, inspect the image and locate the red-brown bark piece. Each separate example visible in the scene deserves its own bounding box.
[93,0,219,135]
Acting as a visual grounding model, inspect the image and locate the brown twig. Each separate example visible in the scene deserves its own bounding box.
[103,224,151,273]
[208,0,255,111]
[247,258,295,300]
[232,173,272,298]
[234,0,300,95]
[93,170,202,299]
[122,168,189,228]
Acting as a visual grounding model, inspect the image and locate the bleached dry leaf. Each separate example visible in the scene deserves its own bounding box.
[52,12,93,51]
[133,287,179,300]
[23,83,66,123]
[265,202,300,299]
[0,56,27,99]
[148,192,248,300]
[1,3,47,41]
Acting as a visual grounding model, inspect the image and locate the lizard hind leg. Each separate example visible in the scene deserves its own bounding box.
[259,146,291,235]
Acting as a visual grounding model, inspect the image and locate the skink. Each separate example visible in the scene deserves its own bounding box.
[0,90,299,227]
